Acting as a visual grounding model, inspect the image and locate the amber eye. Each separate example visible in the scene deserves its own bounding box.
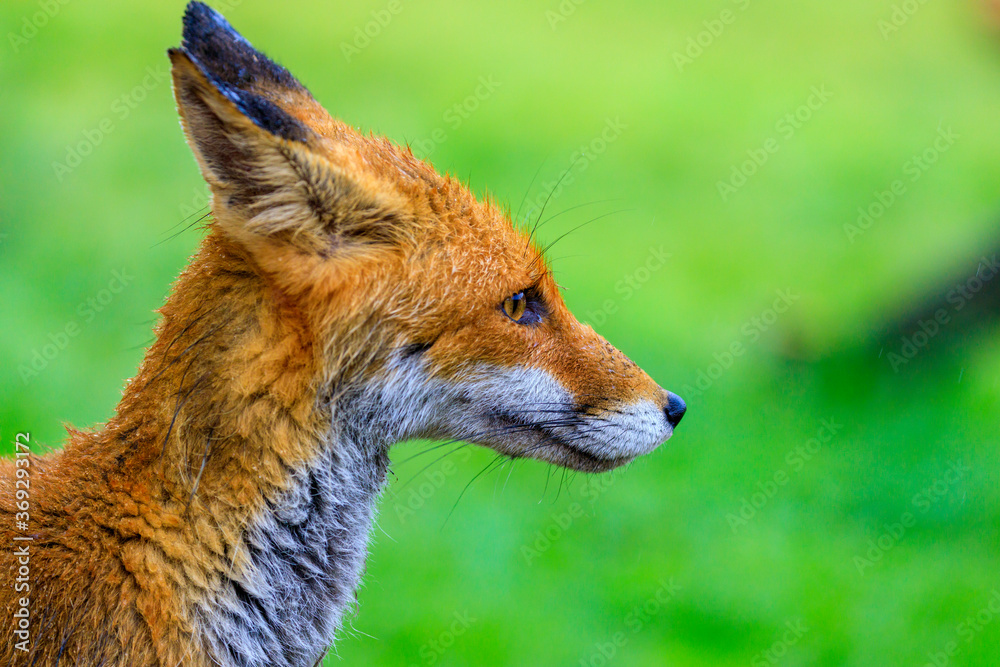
[502,292,527,322]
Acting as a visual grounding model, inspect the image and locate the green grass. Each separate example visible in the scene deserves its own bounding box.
[2,0,999,664]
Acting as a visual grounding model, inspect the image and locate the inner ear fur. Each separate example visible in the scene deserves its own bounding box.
[170,49,411,254]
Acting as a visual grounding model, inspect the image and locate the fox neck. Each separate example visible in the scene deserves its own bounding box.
[97,234,392,665]
[194,423,390,667]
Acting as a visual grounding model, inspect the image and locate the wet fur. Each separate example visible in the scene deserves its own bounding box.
[0,3,680,665]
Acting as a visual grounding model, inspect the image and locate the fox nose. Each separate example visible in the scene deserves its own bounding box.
[664,392,686,428]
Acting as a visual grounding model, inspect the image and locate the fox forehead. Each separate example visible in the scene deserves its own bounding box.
[294,132,552,305]
[302,115,547,294]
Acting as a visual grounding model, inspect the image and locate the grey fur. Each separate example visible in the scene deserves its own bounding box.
[190,354,669,665]
[193,356,436,666]
[195,426,389,667]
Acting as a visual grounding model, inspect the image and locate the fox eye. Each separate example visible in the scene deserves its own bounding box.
[502,292,527,322]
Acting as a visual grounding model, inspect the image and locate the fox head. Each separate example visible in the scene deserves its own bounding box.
[169,2,685,474]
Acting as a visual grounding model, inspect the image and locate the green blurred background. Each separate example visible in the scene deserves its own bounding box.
[2,0,999,664]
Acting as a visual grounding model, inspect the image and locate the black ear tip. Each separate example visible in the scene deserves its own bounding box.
[183,2,215,34]
[175,0,305,95]
[183,1,215,22]
[182,1,248,53]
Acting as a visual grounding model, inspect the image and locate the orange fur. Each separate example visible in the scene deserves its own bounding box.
[1,4,683,664]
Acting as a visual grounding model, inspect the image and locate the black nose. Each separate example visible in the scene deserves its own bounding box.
[664,392,686,428]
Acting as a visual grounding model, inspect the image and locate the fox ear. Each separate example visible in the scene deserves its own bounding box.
[169,2,400,252]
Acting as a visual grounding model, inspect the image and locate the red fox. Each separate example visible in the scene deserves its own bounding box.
[1,3,685,665]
